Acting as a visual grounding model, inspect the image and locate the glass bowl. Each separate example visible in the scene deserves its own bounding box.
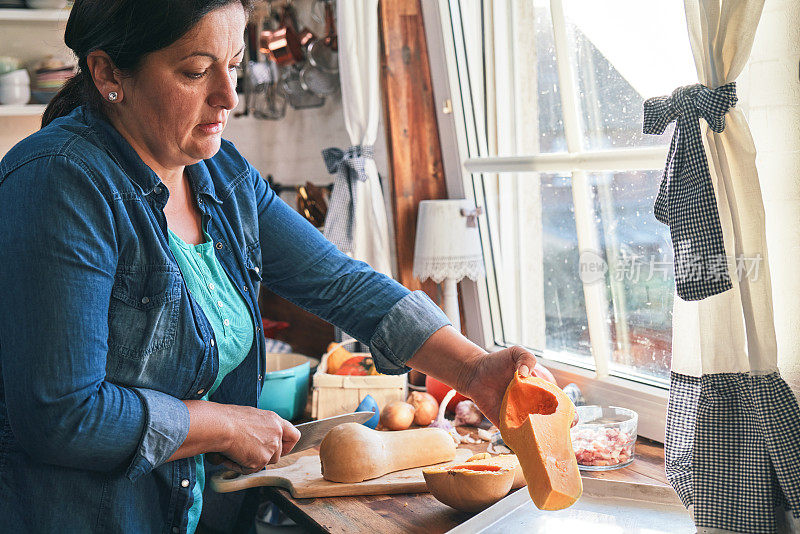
[570,405,638,471]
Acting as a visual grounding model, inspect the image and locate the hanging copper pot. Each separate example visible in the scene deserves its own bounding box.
[259,9,303,66]
[322,2,337,51]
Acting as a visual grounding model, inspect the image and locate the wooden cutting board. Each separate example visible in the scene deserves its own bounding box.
[210,448,473,498]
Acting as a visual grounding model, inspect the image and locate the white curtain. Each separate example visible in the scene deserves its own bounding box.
[745,0,800,398]
[332,0,392,277]
[670,0,774,377]
[663,1,800,532]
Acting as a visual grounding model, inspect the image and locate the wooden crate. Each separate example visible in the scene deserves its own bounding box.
[311,339,407,420]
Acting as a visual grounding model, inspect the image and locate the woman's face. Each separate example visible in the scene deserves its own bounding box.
[112,3,246,171]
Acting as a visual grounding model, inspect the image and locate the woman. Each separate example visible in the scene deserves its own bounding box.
[0,1,537,532]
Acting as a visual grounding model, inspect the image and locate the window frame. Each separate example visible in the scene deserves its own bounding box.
[421,0,673,441]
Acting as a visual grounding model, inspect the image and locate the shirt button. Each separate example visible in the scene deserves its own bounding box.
[208,283,215,290]
[181,479,190,488]
[196,388,205,395]
[217,300,223,308]
[258,374,263,381]
[141,296,150,304]
[210,339,215,347]
[254,266,260,273]
[215,242,224,250]
[153,186,162,195]
[223,319,230,326]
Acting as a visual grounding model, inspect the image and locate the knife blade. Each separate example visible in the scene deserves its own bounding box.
[289,411,375,455]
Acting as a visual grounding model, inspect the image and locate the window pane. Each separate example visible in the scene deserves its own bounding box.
[563,0,696,150]
[527,0,567,154]
[475,171,593,366]
[451,0,568,157]
[541,174,592,359]
[589,171,674,381]
[449,0,489,158]
[474,170,673,381]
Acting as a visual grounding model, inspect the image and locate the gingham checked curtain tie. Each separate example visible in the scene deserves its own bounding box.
[643,82,738,301]
[321,145,375,254]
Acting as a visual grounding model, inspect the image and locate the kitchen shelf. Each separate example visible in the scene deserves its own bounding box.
[0,8,69,21]
[0,104,47,116]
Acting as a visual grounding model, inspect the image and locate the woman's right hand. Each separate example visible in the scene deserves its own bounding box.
[207,406,300,474]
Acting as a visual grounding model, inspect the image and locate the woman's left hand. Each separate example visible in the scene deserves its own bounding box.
[458,346,538,427]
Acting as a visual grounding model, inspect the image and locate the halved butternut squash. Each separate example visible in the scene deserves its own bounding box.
[498,373,582,510]
[423,463,516,513]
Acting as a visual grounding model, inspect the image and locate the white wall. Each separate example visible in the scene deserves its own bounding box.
[223,92,389,197]
[741,0,800,395]
[0,116,41,157]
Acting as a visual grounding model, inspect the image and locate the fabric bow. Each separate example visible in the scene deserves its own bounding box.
[643,82,737,301]
[321,145,375,254]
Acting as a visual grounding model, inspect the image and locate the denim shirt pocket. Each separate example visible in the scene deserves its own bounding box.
[108,264,182,363]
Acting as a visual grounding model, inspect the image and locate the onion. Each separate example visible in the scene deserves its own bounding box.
[379,401,415,430]
[406,391,439,426]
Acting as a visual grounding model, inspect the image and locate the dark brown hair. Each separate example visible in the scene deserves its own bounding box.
[42,0,253,127]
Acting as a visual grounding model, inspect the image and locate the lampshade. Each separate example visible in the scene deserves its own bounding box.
[412,199,485,284]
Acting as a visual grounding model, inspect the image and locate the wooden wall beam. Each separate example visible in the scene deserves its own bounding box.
[379,0,448,300]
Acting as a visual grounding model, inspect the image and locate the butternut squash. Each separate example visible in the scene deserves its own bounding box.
[319,423,456,483]
[465,453,526,489]
[498,373,582,510]
[423,462,516,513]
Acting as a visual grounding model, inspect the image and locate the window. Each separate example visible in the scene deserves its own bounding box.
[425,0,697,439]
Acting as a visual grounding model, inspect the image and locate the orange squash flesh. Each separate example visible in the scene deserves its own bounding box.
[464,453,526,489]
[441,464,504,472]
[498,373,582,510]
[423,463,516,513]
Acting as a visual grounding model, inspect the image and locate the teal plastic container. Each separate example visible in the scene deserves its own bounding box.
[258,353,318,421]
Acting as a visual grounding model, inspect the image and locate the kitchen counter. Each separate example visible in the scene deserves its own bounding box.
[261,434,668,534]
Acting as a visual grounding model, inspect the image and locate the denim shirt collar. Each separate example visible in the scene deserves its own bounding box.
[186,159,223,205]
[81,106,222,204]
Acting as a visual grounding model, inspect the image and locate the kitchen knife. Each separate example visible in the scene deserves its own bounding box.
[289,411,375,455]
[208,411,376,485]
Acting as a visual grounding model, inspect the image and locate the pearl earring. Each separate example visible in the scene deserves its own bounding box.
[108,91,118,102]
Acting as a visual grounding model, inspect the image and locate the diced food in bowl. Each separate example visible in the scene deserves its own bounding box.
[570,405,638,470]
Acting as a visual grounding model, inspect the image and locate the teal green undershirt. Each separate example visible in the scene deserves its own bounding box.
[167,228,254,534]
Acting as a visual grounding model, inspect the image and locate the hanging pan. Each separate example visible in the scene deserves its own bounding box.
[306,1,338,74]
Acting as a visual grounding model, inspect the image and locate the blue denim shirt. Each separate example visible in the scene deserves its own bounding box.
[0,106,450,533]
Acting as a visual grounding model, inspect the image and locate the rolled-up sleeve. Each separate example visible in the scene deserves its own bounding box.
[0,156,188,480]
[368,291,452,373]
[125,388,190,480]
[252,165,451,374]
